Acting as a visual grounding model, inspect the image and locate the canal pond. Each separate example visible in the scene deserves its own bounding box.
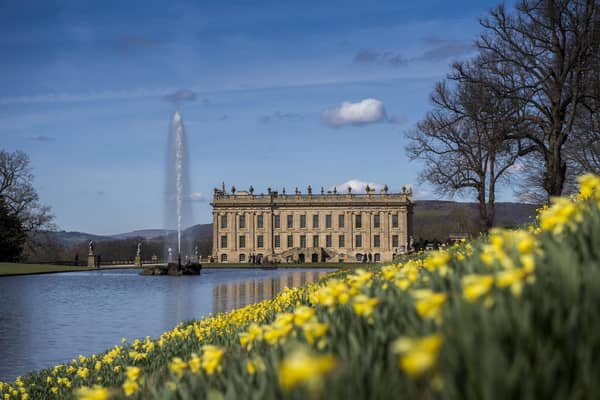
[0,268,333,381]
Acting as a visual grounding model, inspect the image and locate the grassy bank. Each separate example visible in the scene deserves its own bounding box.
[0,263,89,276]
[1,174,599,400]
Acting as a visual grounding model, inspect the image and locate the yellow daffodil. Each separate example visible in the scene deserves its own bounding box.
[75,385,109,400]
[278,348,335,391]
[392,333,443,377]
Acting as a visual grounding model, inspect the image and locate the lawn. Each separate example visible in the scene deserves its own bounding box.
[0,263,89,276]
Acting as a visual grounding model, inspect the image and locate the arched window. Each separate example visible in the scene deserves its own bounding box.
[220,254,228,262]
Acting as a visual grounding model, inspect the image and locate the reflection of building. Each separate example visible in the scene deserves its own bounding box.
[211,185,413,263]
[213,270,329,313]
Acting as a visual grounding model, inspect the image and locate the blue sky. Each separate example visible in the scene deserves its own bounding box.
[0,0,509,235]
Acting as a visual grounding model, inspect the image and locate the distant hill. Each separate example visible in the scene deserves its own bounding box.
[110,229,175,240]
[34,230,113,247]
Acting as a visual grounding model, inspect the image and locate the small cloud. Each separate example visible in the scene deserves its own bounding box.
[353,49,405,66]
[163,89,197,105]
[219,114,229,121]
[190,192,206,202]
[353,41,473,68]
[419,42,473,62]
[259,111,304,124]
[321,98,389,128]
[96,191,105,197]
[331,179,386,193]
[201,98,211,106]
[28,135,55,142]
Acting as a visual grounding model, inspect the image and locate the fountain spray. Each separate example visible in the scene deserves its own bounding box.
[165,111,192,266]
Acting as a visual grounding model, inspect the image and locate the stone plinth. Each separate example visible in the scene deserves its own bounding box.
[134,256,142,267]
[87,254,96,268]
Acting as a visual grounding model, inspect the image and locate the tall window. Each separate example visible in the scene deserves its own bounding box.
[300,214,306,228]
[257,235,264,248]
[373,214,380,228]
[325,235,332,247]
[220,235,228,249]
[338,234,345,248]
[338,214,345,228]
[355,234,362,248]
[221,215,227,229]
[274,235,281,248]
[355,214,362,228]
[300,235,306,248]
[257,214,264,228]
[239,254,246,262]
[274,215,281,229]
[392,214,399,228]
[325,214,332,228]
[392,235,399,248]
[239,235,246,248]
[287,235,293,248]
[312,235,319,248]
[220,254,227,262]
[287,214,293,228]
[239,215,246,229]
[312,214,319,228]
[374,234,380,248]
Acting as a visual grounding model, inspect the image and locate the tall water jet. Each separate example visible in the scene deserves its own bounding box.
[164,111,193,263]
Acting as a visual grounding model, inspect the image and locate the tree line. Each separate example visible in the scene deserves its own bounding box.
[407,0,600,232]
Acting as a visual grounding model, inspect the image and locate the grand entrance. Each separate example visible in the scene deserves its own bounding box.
[298,253,305,263]
[311,253,319,263]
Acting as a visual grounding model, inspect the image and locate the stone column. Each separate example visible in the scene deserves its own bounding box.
[383,210,389,252]
[266,209,274,255]
[347,210,353,250]
[212,212,218,260]
[366,211,372,250]
[249,211,255,256]
[232,211,238,251]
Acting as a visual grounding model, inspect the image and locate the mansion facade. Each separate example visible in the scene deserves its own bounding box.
[211,185,413,264]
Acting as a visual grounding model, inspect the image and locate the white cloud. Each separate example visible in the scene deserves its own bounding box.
[332,179,386,193]
[321,98,388,128]
[189,192,206,202]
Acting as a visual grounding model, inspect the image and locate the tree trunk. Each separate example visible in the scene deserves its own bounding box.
[544,134,567,200]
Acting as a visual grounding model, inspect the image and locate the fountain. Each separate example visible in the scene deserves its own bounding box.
[141,111,201,276]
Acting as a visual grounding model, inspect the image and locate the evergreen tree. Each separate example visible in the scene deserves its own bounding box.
[0,195,26,262]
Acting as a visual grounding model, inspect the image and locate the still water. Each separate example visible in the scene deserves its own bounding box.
[0,268,332,381]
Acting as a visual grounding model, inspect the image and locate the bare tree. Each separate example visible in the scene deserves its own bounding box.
[407,60,521,232]
[0,150,54,234]
[459,0,600,200]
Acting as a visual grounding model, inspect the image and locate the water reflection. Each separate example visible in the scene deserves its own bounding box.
[0,268,333,381]
[213,270,329,313]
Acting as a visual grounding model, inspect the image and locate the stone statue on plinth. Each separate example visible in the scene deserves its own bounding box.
[168,247,173,263]
[134,242,142,267]
[87,240,97,268]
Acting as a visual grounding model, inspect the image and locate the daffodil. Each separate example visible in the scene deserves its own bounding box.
[75,385,109,400]
[462,274,494,303]
[278,348,335,391]
[391,333,443,377]
[169,357,187,379]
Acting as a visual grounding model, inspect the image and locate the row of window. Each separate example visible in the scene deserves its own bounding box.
[219,252,383,263]
[220,213,400,229]
[220,234,401,249]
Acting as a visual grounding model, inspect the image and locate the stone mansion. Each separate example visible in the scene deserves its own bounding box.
[211,184,414,264]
